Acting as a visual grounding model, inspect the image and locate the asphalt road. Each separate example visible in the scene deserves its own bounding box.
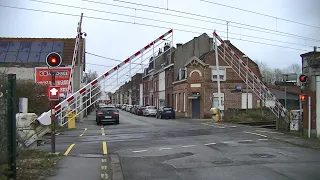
[45,110,320,180]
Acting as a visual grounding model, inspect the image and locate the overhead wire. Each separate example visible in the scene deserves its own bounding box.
[0,4,310,51]
[28,0,317,48]
[200,0,320,30]
[94,0,320,42]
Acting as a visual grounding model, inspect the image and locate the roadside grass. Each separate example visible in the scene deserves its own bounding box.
[223,111,273,123]
[16,150,63,180]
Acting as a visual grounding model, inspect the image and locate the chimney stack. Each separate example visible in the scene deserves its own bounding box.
[164,42,170,52]
[176,43,182,47]
[314,46,317,52]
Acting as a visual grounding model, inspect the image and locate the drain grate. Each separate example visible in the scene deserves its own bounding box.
[249,153,275,158]
[77,154,105,158]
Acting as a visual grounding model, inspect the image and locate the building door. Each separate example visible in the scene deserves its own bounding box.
[191,98,200,118]
[241,93,253,109]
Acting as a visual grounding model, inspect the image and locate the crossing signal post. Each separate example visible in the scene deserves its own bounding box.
[298,74,308,136]
[46,52,63,154]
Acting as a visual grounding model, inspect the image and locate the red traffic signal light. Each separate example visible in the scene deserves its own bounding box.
[48,86,60,101]
[46,52,62,68]
[299,94,307,102]
[299,74,308,83]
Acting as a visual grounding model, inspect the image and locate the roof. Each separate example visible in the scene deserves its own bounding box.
[0,37,85,68]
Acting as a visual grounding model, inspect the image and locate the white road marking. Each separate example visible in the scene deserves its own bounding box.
[132,150,148,153]
[182,145,196,148]
[204,143,216,146]
[238,140,253,142]
[159,147,172,150]
[256,130,283,135]
[258,138,268,141]
[230,126,237,128]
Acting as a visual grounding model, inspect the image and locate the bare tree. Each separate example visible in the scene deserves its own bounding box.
[285,64,301,74]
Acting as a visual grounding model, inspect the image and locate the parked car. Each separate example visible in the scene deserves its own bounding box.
[126,105,133,112]
[121,104,127,110]
[156,106,175,119]
[96,105,119,125]
[143,106,157,116]
[136,106,145,115]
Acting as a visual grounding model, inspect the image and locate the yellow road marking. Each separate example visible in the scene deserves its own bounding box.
[256,130,283,134]
[102,159,107,163]
[101,173,108,179]
[64,143,75,156]
[102,141,108,155]
[204,123,225,129]
[244,131,268,138]
[84,128,88,131]
[79,134,83,137]
[101,127,105,136]
[101,165,107,170]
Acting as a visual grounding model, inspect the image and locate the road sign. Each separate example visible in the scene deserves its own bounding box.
[35,67,71,93]
[46,52,62,68]
[48,86,60,101]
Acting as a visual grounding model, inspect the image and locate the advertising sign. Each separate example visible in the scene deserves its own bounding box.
[35,67,71,93]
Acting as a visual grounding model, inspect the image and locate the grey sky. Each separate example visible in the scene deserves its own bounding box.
[1,0,320,92]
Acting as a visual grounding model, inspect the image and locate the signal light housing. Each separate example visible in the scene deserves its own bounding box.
[298,74,308,84]
[299,94,307,102]
[46,52,62,68]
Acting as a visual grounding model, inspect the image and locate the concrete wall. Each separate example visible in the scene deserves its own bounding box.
[0,67,35,80]
[173,33,213,81]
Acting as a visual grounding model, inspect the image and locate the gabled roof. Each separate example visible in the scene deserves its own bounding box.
[184,56,206,67]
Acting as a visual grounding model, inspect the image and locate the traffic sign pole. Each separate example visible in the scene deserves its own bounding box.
[51,72,56,153]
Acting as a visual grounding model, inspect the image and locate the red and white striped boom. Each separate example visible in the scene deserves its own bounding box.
[67,13,83,96]
[213,31,289,122]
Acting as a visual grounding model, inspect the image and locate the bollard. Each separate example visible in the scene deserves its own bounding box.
[67,110,76,129]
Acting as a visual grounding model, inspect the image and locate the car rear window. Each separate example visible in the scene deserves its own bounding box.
[101,107,117,112]
[163,107,173,111]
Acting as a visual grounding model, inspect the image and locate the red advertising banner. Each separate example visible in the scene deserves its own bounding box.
[35,67,71,93]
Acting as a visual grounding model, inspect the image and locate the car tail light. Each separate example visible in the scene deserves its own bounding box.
[98,112,103,115]
[113,112,119,115]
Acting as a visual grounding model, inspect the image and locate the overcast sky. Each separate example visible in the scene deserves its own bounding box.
[1,0,320,92]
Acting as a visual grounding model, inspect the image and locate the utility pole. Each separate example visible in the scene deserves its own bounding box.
[214,30,222,110]
[242,55,249,113]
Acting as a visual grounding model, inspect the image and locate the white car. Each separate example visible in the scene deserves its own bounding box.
[143,106,157,116]
[126,105,133,112]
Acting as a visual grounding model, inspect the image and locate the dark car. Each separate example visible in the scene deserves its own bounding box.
[156,106,175,119]
[136,106,145,115]
[96,106,119,125]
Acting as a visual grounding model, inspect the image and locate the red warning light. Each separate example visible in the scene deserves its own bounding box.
[299,74,308,83]
[46,52,62,67]
[299,94,307,102]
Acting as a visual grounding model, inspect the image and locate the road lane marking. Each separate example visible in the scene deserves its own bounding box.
[182,145,195,148]
[101,173,108,179]
[159,147,172,150]
[238,140,253,142]
[244,131,268,138]
[64,143,75,156]
[230,126,237,128]
[79,128,87,137]
[102,141,108,155]
[256,130,284,134]
[203,123,225,129]
[102,159,107,163]
[132,150,148,153]
[101,165,107,170]
[101,127,105,136]
[204,143,216,146]
[258,138,268,141]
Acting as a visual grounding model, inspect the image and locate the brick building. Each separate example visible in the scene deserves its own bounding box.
[131,73,143,105]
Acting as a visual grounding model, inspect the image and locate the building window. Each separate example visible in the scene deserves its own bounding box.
[175,93,178,111]
[211,67,226,81]
[178,68,187,80]
[183,92,186,112]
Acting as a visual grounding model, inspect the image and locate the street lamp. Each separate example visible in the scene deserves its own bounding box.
[242,55,249,113]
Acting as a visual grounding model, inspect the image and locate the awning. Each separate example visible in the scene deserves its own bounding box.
[188,95,200,99]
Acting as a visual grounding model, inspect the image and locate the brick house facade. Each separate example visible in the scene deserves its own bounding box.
[172,41,262,118]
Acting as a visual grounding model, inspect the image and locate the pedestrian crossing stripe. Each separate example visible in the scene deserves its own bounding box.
[101,165,107,170]
[101,159,107,163]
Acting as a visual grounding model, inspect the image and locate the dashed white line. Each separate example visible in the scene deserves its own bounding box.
[258,138,268,141]
[238,140,253,142]
[204,143,216,146]
[182,145,196,148]
[159,147,172,150]
[132,150,148,153]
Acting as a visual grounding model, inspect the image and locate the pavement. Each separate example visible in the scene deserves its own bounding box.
[39,110,320,180]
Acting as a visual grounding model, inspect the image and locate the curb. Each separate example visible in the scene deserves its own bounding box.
[110,154,124,180]
[270,137,320,150]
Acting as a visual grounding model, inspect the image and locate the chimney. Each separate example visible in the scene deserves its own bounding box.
[176,43,182,47]
[314,46,317,52]
[164,42,170,52]
[158,48,162,55]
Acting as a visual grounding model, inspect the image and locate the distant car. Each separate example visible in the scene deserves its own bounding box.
[136,106,145,115]
[143,106,157,116]
[156,106,175,119]
[96,105,119,125]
